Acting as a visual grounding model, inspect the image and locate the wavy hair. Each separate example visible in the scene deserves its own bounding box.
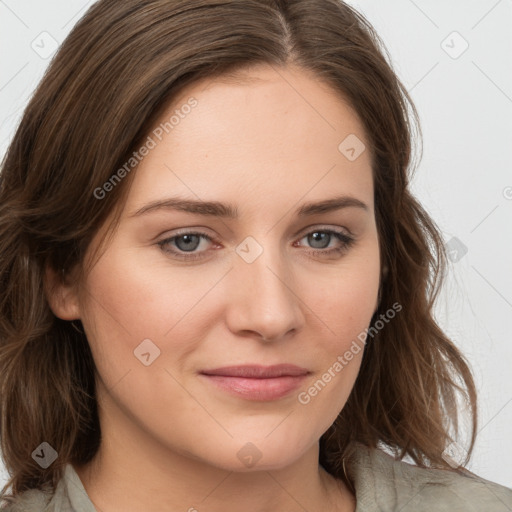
[0,0,477,500]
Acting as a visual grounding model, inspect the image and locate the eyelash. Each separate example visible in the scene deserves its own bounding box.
[157,228,355,261]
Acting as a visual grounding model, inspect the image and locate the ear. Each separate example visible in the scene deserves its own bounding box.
[43,263,81,321]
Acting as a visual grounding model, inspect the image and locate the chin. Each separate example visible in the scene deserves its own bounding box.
[183,431,316,473]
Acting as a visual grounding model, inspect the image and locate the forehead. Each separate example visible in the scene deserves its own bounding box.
[123,63,373,217]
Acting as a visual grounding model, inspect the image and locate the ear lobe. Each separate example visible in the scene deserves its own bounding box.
[43,264,81,321]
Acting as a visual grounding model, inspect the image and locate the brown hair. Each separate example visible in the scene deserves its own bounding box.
[0,0,477,500]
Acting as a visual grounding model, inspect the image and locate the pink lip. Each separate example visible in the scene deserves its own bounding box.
[199,364,310,401]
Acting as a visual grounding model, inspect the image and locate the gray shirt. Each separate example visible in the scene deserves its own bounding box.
[2,442,512,511]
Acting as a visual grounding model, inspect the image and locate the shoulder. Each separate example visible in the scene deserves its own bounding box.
[0,463,92,512]
[346,442,512,511]
[0,488,52,511]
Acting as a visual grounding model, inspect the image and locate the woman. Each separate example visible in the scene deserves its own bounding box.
[0,0,510,510]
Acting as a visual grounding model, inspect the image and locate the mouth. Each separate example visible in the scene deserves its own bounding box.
[199,364,310,401]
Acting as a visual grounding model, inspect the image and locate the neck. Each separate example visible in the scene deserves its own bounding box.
[74,397,356,512]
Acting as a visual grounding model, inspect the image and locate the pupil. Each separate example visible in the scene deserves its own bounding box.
[310,232,329,249]
[177,234,199,252]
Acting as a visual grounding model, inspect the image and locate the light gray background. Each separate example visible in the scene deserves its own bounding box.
[1,0,511,490]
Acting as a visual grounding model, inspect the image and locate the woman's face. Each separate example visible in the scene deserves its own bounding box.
[56,63,380,471]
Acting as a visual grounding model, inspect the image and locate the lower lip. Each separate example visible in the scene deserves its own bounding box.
[200,374,308,401]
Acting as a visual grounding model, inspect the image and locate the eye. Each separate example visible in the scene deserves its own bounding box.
[295,229,355,257]
[157,228,355,261]
[157,231,214,261]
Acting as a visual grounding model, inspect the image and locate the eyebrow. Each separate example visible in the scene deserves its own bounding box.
[129,195,368,219]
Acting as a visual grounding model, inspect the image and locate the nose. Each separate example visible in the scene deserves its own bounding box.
[224,240,305,342]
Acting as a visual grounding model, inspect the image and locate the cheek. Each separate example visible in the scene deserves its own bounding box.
[305,261,379,347]
[294,259,378,415]
[82,244,203,332]
[78,249,228,378]
[294,274,373,428]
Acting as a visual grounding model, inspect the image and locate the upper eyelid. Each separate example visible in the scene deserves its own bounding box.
[163,223,353,239]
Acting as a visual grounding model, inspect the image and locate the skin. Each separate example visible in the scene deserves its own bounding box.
[46,62,380,512]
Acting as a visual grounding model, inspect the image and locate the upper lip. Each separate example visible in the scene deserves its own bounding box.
[200,364,310,378]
